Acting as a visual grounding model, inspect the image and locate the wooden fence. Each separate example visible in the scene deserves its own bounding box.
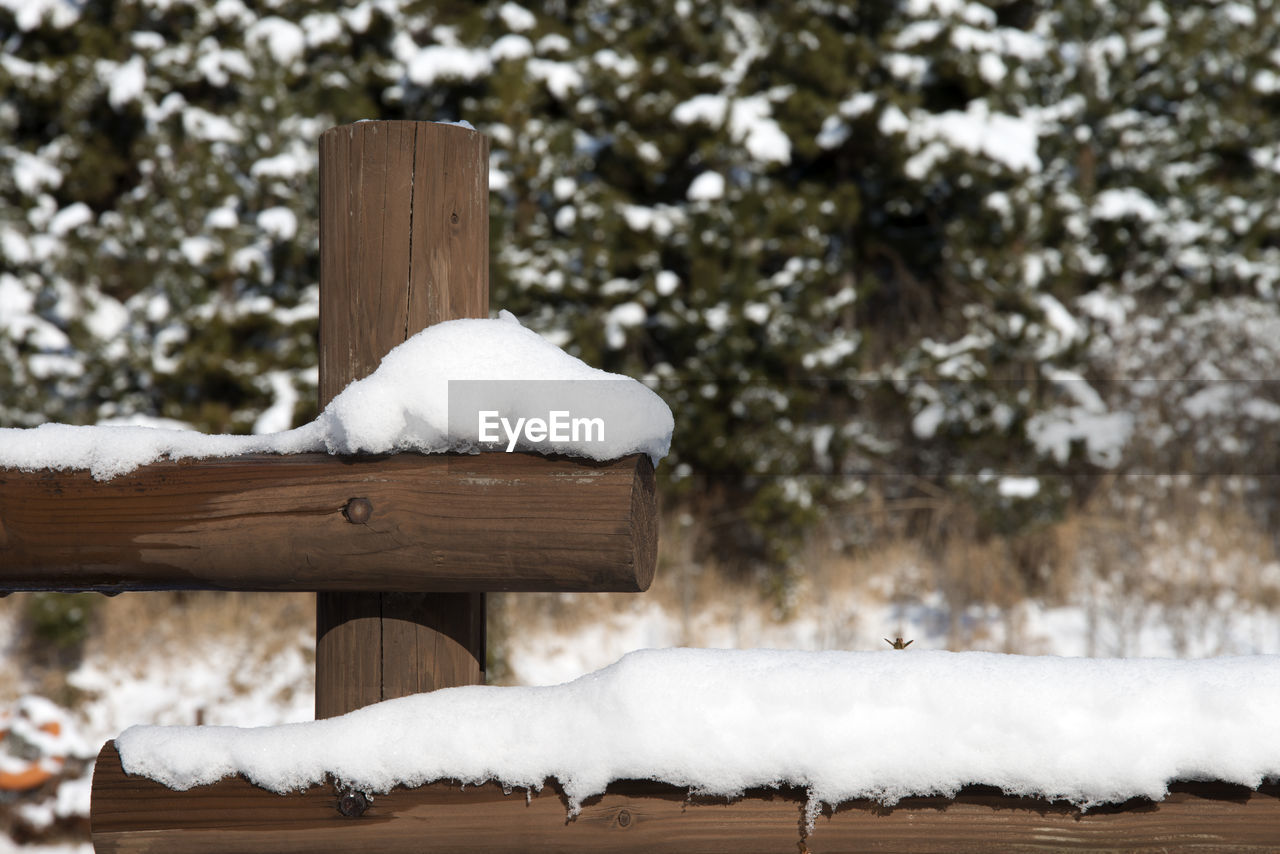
[1,121,1277,852]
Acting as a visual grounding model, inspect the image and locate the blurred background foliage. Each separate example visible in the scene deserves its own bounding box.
[3,0,1280,585]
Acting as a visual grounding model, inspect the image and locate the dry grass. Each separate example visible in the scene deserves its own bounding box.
[89,591,314,664]
[0,592,314,704]
[492,477,1280,667]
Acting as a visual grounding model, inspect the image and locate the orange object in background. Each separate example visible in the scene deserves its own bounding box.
[0,720,64,791]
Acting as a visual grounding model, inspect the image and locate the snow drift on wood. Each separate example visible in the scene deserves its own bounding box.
[0,311,673,479]
[114,649,1280,819]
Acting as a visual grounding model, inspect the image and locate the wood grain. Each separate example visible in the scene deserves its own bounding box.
[0,452,655,593]
[316,120,491,714]
[90,742,1280,853]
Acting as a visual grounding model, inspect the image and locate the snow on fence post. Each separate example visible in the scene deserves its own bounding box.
[314,121,489,717]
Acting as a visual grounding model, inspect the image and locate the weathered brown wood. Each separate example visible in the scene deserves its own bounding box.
[313,591,487,719]
[316,121,489,407]
[90,741,1280,853]
[316,120,490,715]
[0,452,655,593]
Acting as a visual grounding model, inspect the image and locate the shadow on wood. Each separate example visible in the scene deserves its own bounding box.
[0,452,655,593]
[90,742,1280,853]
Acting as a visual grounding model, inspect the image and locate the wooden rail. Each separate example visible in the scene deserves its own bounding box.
[90,742,1280,853]
[0,451,655,593]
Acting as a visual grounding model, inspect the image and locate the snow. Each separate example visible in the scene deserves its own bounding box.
[997,476,1040,498]
[816,93,876,149]
[48,203,92,237]
[655,270,679,296]
[252,371,298,434]
[407,45,493,87]
[1036,292,1082,356]
[1093,188,1162,222]
[179,235,216,265]
[535,33,570,55]
[12,150,62,197]
[0,0,80,31]
[886,100,1041,179]
[204,205,239,229]
[671,94,791,165]
[912,401,945,439]
[527,59,582,100]
[603,302,646,349]
[490,34,533,62]
[246,17,307,67]
[687,171,725,202]
[1027,408,1134,468]
[0,311,673,479]
[107,56,147,110]
[256,206,298,241]
[114,649,1280,818]
[497,2,536,32]
[182,107,243,143]
[84,293,129,340]
[250,149,310,180]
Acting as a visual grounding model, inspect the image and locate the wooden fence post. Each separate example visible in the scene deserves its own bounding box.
[315,121,489,718]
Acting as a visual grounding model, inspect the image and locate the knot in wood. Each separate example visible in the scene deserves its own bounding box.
[616,808,632,828]
[338,790,369,818]
[343,497,373,525]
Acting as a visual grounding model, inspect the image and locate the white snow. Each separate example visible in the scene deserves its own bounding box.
[407,45,493,87]
[246,17,307,67]
[1027,407,1133,468]
[489,34,533,62]
[497,2,535,32]
[107,56,147,110]
[256,206,297,241]
[182,107,243,143]
[997,476,1040,498]
[887,100,1041,179]
[1093,188,1162,222]
[0,0,80,31]
[655,270,680,296]
[48,203,93,237]
[671,94,791,165]
[179,235,217,265]
[114,649,1280,817]
[816,94,875,150]
[603,302,646,349]
[84,293,129,340]
[0,311,673,479]
[204,204,239,229]
[912,401,946,439]
[250,149,311,180]
[12,150,63,196]
[527,59,582,100]
[535,33,570,55]
[252,371,298,434]
[686,171,725,202]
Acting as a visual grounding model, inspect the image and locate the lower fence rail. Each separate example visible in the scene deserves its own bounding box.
[90,742,1280,853]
